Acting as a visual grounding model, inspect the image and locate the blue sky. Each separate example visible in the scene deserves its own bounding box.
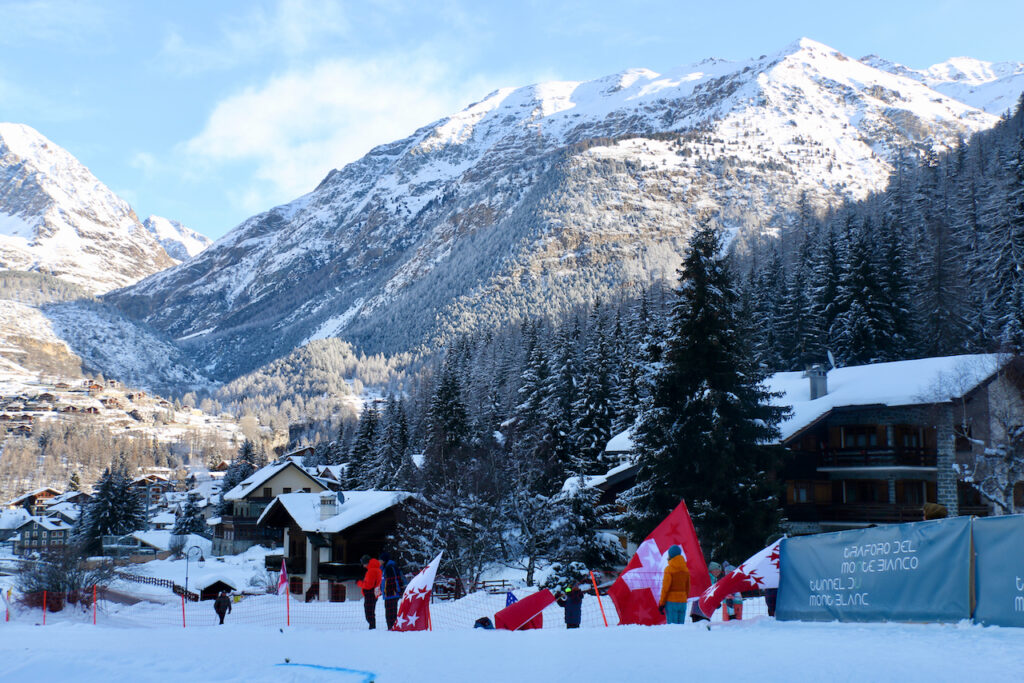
[2,0,1023,240]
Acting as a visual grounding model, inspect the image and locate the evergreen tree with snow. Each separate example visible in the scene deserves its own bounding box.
[830,216,892,365]
[571,304,618,473]
[345,401,381,489]
[74,462,147,554]
[172,493,206,536]
[624,219,787,562]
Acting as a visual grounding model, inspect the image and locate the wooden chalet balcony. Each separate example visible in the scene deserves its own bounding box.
[818,447,936,468]
[220,516,279,542]
[786,503,925,524]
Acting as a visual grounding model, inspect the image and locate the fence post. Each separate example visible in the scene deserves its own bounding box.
[92,585,97,626]
[590,570,609,628]
[5,588,9,622]
[286,586,291,627]
[42,591,47,626]
[181,593,186,628]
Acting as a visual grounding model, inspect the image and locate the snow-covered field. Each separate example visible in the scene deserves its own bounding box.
[1,617,1022,682]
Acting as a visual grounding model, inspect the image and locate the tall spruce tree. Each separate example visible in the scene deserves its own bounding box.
[624,220,787,562]
[74,463,148,554]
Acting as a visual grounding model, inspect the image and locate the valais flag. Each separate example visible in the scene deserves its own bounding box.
[277,557,288,595]
[608,500,710,625]
[393,551,443,631]
[697,538,782,617]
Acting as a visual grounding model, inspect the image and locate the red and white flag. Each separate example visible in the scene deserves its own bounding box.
[607,500,710,625]
[697,538,782,617]
[393,551,444,632]
[277,557,289,595]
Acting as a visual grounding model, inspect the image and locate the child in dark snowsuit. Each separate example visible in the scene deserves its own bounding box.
[380,551,403,630]
[556,584,585,628]
[214,591,231,625]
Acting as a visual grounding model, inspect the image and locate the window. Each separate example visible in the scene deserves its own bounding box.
[843,427,878,449]
[302,488,311,493]
[793,482,813,503]
[282,488,292,494]
[262,487,272,498]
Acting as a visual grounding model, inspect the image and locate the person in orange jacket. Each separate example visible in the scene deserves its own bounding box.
[658,544,691,624]
[357,554,382,629]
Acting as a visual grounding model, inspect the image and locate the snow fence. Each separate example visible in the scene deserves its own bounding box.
[5,582,769,630]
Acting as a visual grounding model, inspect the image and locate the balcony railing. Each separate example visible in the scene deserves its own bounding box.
[786,502,925,524]
[818,448,937,468]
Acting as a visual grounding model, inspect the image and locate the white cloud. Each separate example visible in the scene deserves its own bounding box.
[183,55,494,208]
[161,0,350,74]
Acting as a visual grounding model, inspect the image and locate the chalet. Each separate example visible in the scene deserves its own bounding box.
[770,354,1020,532]
[37,393,56,403]
[100,397,123,409]
[0,508,32,542]
[5,487,62,515]
[48,490,92,507]
[44,501,82,524]
[53,382,70,390]
[257,490,415,600]
[212,461,328,556]
[12,516,72,555]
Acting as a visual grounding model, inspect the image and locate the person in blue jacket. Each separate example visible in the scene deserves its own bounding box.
[379,551,404,630]
[556,583,585,628]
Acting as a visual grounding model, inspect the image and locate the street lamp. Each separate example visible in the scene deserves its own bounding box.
[184,545,205,598]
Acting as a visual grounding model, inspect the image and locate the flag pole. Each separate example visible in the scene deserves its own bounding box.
[590,570,609,627]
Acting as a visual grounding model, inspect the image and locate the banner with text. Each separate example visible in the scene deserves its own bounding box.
[973,514,1024,627]
[776,516,972,623]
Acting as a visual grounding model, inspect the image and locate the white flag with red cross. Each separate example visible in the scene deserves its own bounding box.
[393,551,444,632]
[277,557,288,595]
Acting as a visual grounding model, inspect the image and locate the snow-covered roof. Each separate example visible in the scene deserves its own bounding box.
[560,460,638,496]
[4,487,61,506]
[257,490,414,534]
[47,490,91,506]
[604,429,634,453]
[149,511,176,526]
[130,530,211,555]
[45,501,82,520]
[767,353,1003,442]
[0,508,31,530]
[223,461,323,501]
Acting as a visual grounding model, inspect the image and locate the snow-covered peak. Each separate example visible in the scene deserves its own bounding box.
[0,122,175,293]
[143,215,213,262]
[860,54,1024,115]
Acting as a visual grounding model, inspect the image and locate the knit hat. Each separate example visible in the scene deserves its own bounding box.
[667,544,683,559]
[708,561,722,572]
[360,554,371,565]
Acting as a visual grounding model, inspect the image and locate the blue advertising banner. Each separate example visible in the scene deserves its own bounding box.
[973,514,1024,627]
[777,516,972,623]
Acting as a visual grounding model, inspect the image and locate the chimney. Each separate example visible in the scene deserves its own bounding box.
[319,491,337,520]
[808,364,828,400]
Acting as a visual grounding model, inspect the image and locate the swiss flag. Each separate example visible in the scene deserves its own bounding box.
[277,557,288,595]
[608,500,710,625]
[698,538,781,617]
[393,551,443,631]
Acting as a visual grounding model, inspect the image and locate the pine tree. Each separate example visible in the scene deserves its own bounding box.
[624,220,787,562]
[172,493,207,536]
[571,304,617,473]
[74,463,148,554]
[68,472,81,492]
[345,402,381,489]
[219,440,260,514]
[830,216,892,365]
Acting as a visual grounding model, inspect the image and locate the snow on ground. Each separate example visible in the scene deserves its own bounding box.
[1,617,1022,682]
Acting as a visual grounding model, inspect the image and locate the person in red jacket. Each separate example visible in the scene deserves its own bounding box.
[357,554,382,629]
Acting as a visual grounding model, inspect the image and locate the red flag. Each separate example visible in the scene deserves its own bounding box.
[277,557,288,595]
[697,539,782,617]
[608,500,710,625]
[494,589,556,630]
[393,552,443,631]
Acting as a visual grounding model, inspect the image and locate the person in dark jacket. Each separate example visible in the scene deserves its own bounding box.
[214,591,231,625]
[556,583,585,628]
[380,551,403,630]
[357,554,382,629]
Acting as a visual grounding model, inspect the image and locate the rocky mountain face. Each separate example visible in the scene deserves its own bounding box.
[143,215,212,262]
[108,38,1013,381]
[0,123,176,294]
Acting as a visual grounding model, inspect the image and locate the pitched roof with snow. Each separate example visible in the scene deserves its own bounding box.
[0,508,32,530]
[766,353,1003,442]
[257,490,414,534]
[604,429,634,453]
[222,461,324,501]
[4,487,62,507]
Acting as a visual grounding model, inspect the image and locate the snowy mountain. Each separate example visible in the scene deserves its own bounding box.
[110,38,1007,381]
[0,123,175,294]
[143,215,212,262]
[861,54,1024,115]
